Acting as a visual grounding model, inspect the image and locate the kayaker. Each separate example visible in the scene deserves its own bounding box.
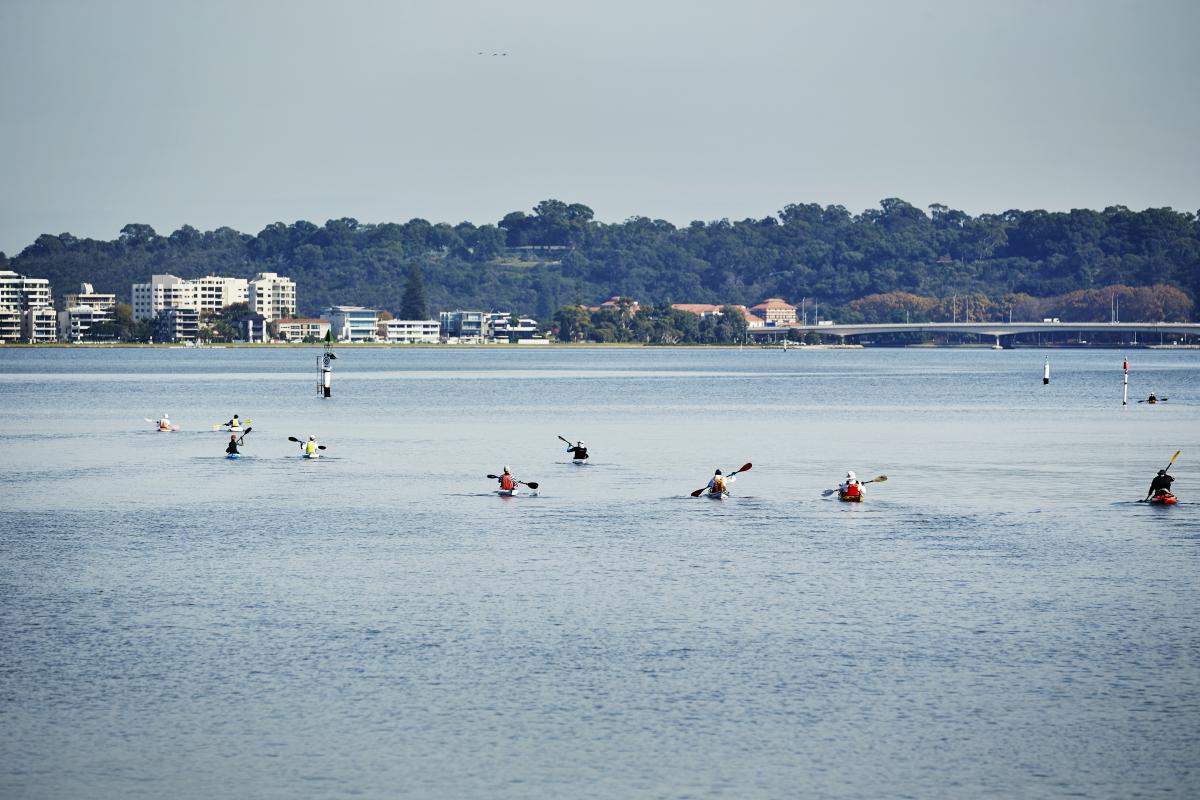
[1146,469,1174,501]
[707,469,727,496]
[157,413,172,432]
[498,467,516,492]
[1148,392,1158,404]
[225,414,242,429]
[304,435,319,457]
[566,441,588,460]
[225,434,240,456]
[839,471,863,500]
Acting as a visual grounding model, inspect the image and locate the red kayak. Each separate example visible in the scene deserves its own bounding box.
[1149,492,1178,505]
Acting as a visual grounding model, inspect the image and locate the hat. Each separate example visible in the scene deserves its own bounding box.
[308,435,315,441]
[503,466,510,473]
[715,469,722,475]
[846,471,857,481]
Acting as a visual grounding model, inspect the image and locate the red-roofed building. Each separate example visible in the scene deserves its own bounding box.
[749,298,797,325]
[671,303,765,328]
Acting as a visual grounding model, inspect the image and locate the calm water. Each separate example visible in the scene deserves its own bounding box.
[1,346,1197,799]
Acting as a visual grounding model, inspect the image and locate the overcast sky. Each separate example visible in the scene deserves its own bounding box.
[1,0,1197,253]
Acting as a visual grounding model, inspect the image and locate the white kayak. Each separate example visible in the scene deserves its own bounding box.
[301,452,320,460]
[497,488,519,496]
[705,491,730,500]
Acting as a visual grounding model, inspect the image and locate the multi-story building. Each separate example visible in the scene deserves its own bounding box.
[22,307,58,343]
[64,283,117,310]
[0,269,54,342]
[59,305,116,342]
[439,310,485,341]
[249,272,297,321]
[749,298,798,325]
[0,307,20,341]
[382,319,441,343]
[193,276,249,314]
[487,313,540,341]
[154,307,200,343]
[323,306,379,343]
[132,274,197,321]
[272,318,331,343]
[132,274,259,320]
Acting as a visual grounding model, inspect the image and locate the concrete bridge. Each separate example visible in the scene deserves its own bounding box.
[747,321,1200,346]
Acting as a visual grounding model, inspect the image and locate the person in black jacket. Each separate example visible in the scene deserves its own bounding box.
[1146,469,1174,500]
[226,434,240,456]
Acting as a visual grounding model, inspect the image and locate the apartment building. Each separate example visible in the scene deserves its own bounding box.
[59,305,116,342]
[250,272,297,321]
[64,283,117,310]
[132,274,196,320]
[0,269,54,342]
[749,298,798,325]
[487,313,540,341]
[382,319,440,343]
[154,307,200,343]
[323,306,379,342]
[439,310,485,341]
[272,318,331,343]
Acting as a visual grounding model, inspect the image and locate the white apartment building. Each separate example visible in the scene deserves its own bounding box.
[59,305,116,342]
[131,274,259,320]
[64,283,116,310]
[22,307,58,343]
[323,306,379,342]
[0,270,52,311]
[0,307,20,341]
[250,272,297,321]
[272,318,330,343]
[382,319,440,343]
[193,275,248,313]
[132,274,196,320]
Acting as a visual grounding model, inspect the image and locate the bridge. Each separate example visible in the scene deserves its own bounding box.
[747,321,1200,346]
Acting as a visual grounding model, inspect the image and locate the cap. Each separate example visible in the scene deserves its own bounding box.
[715,469,722,475]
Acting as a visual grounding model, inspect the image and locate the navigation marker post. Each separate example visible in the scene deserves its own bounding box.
[1043,360,1050,385]
[318,330,337,398]
[1122,356,1128,406]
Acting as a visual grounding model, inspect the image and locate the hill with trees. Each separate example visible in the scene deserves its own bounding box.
[5,198,1197,324]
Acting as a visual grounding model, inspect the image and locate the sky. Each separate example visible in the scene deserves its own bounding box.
[1,0,1197,254]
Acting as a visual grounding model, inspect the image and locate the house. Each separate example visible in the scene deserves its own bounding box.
[323,306,379,342]
[671,303,765,328]
[382,319,441,343]
[272,318,331,343]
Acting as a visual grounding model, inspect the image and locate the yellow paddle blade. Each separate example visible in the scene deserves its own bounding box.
[874,474,888,482]
[1169,450,1181,466]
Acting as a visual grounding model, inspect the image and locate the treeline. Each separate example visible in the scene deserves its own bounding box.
[6,198,1198,321]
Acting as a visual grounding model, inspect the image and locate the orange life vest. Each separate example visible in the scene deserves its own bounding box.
[500,474,515,490]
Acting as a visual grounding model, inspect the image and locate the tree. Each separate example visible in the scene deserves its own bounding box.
[400,263,427,319]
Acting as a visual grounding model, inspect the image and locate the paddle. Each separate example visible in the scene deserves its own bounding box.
[557,435,572,445]
[287,435,327,451]
[1142,450,1181,501]
[487,474,539,490]
[690,462,752,497]
[1136,398,1168,404]
[236,426,252,445]
[822,474,887,497]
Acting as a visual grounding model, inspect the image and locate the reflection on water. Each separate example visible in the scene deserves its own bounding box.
[0,347,1197,799]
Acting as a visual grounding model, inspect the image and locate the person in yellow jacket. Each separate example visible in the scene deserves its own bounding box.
[304,435,319,456]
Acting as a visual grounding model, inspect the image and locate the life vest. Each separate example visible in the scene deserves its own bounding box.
[500,474,515,490]
[843,482,862,498]
[159,421,171,430]
[711,476,726,494]
[304,441,317,454]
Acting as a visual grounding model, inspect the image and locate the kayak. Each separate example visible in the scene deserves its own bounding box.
[157,426,179,432]
[497,488,519,497]
[226,453,240,459]
[302,452,320,460]
[838,491,864,503]
[1149,492,1178,505]
[572,459,587,465]
[706,491,729,500]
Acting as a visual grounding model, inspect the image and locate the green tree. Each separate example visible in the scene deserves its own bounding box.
[400,263,427,319]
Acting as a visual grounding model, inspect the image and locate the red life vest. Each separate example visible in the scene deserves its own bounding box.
[844,482,862,498]
[500,474,515,490]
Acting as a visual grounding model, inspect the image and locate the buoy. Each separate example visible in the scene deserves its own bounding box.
[1122,357,1128,406]
[1043,360,1050,385]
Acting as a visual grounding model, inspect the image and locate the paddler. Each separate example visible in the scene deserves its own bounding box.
[303,435,319,457]
[157,413,172,432]
[1147,392,1158,404]
[839,471,862,500]
[707,469,727,496]
[225,414,242,429]
[1146,469,1174,501]
[566,440,588,460]
[225,433,240,456]
[497,466,516,492]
